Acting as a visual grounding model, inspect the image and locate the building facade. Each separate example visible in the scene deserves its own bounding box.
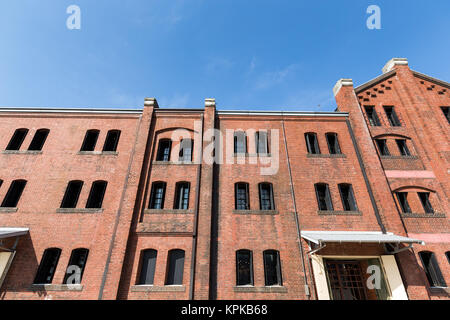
[0,58,448,300]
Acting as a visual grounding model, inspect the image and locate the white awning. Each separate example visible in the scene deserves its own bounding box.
[301,231,425,245]
[0,228,29,239]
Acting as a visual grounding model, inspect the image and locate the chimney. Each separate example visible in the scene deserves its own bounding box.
[382,58,408,74]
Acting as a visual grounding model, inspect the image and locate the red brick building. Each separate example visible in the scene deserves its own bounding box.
[0,58,448,300]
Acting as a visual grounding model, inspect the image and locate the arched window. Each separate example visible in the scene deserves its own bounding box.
[234,131,247,154]
[338,183,358,211]
[174,182,190,209]
[418,251,446,287]
[6,128,28,151]
[28,129,50,151]
[137,249,157,285]
[235,182,249,210]
[156,139,172,161]
[305,133,320,154]
[236,250,253,286]
[60,180,84,208]
[375,139,390,156]
[80,129,100,151]
[85,180,107,209]
[263,250,282,286]
[395,192,412,213]
[103,130,121,152]
[63,248,89,284]
[259,183,274,210]
[314,183,333,211]
[34,248,62,284]
[1,179,27,208]
[149,182,166,209]
[165,249,185,285]
[326,133,341,154]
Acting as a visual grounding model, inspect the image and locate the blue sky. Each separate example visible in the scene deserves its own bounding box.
[0,0,449,111]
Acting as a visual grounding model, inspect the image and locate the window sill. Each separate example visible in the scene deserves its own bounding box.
[307,153,346,158]
[152,160,196,165]
[318,210,361,216]
[380,155,418,160]
[0,207,18,213]
[401,212,446,218]
[1,150,43,155]
[247,153,271,157]
[233,286,287,293]
[77,151,118,156]
[130,285,186,292]
[232,209,278,215]
[30,284,84,292]
[144,209,194,214]
[429,287,450,295]
[56,208,104,214]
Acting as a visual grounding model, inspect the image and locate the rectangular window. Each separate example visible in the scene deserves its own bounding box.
[138,249,157,285]
[34,248,61,284]
[259,183,274,210]
[60,181,83,208]
[80,130,99,152]
[6,129,28,151]
[236,250,253,286]
[441,107,450,124]
[174,182,190,209]
[256,131,269,154]
[364,106,381,126]
[63,248,89,284]
[418,192,434,214]
[179,139,193,162]
[376,139,390,156]
[156,139,172,161]
[263,250,282,286]
[1,180,27,208]
[234,131,247,154]
[85,181,107,209]
[395,192,411,213]
[315,183,333,211]
[149,182,166,209]
[28,129,49,151]
[165,249,185,285]
[338,184,358,211]
[235,183,249,210]
[326,133,341,154]
[305,133,320,154]
[384,106,401,126]
[103,130,121,152]
[396,139,411,156]
[419,252,446,287]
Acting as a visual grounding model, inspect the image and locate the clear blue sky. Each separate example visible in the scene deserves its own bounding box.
[1,0,449,111]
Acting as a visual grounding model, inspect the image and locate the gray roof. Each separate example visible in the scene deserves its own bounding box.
[0,227,29,239]
[301,231,425,245]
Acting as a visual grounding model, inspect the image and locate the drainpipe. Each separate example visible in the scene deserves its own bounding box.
[281,116,311,298]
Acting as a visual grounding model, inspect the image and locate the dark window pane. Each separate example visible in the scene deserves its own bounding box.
[376,139,390,156]
[418,192,434,214]
[396,192,411,213]
[315,183,333,211]
[234,131,247,154]
[28,129,50,151]
[256,131,269,154]
[235,183,249,210]
[63,248,89,284]
[60,181,83,208]
[263,250,282,286]
[440,107,449,124]
[174,182,190,209]
[326,133,341,154]
[179,139,193,162]
[236,250,253,286]
[166,249,185,285]
[396,139,411,156]
[339,184,358,211]
[6,128,28,151]
[364,106,381,126]
[85,181,107,208]
[259,183,274,210]
[1,180,27,208]
[156,139,171,161]
[419,252,446,287]
[384,106,401,126]
[149,182,166,209]
[34,248,61,284]
[80,130,99,151]
[138,249,157,285]
[305,133,320,154]
[103,130,121,152]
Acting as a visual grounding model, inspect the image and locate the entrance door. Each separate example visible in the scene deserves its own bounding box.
[325,260,368,300]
